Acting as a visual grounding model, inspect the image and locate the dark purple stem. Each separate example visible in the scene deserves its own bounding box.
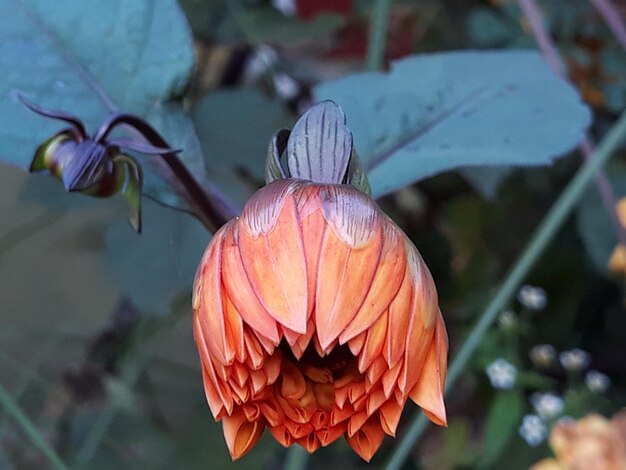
[96,113,232,233]
[518,0,626,245]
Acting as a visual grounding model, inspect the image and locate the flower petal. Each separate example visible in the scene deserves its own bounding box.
[193,315,234,416]
[315,186,383,348]
[346,417,386,462]
[196,227,232,365]
[339,223,406,344]
[222,408,265,460]
[239,181,308,333]
[379,398,403,437]
[409,312,448,426]
[358,310,388,372]
[222,225,280,343]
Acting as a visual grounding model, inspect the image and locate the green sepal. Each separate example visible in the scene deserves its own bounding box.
[29,130,73,172]
[265,129,289,184]
[113,154,143,233]
[346,150,371,196]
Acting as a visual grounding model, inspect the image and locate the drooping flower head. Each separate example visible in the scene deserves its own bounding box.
[193,101,448,461]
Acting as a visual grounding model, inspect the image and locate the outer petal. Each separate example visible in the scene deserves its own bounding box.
[398,245,439,393]
[294,184,326,317]
[409,312,448,426]
[315,186,383,348]
[222,408,265,459]
[195,226,232,365]
[346,417,386,462]
[358,310,388,372]
[383,265,413,369]
[339,221,406,344]
[193,315,234,416]
[239,181,309,333]
[222,224,280,343]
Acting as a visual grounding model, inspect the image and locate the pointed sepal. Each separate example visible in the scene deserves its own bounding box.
[265,129,289,184]
[113,154,143,233]
[287,101,353,185]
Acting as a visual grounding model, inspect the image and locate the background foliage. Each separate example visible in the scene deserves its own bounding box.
[0,0,625,469]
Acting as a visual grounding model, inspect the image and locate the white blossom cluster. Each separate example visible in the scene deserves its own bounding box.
[486,358,517,390]
[530,392,564,420]
[517,285,547,310]
[519,414,548,446]
[559,348,591,373]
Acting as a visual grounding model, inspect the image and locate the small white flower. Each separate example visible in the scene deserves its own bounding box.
[531,392,564,420]
[243,45,279,83]
[519,414,548,446]
[559,348,591,373]
[271,0,297,16]
[486,358,517,390]
[498,310,517,330]
[517,285,547,310]
[585,370,611,393]
[529,344,556,368]
[273,73,300,100]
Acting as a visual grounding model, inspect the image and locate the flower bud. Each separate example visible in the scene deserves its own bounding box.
[21,98,181,233]
[193,102,448,461]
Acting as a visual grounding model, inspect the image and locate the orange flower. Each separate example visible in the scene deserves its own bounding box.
[192,102,447,461]
[531,411,626,470]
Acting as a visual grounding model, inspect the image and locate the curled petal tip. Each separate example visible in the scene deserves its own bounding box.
[222,410,265,460]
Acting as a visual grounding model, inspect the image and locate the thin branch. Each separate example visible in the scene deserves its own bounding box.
[384,108,626,470]
[589,0,626,51]
[518,0,626,246]
[97,113,235,232]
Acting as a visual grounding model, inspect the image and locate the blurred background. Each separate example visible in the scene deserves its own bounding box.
[1,0,626,468]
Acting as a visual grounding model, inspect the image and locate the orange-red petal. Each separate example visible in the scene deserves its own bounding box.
[222,409,265,459]
[239,181,308,333]
[409,312,448,426]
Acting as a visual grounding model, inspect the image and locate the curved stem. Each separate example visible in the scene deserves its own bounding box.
[517,0,626,246]
[96,113,233,233]
[384,110,626,469]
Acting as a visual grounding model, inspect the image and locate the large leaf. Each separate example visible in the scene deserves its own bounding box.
[314,50,591,197]
[0,0,199,204]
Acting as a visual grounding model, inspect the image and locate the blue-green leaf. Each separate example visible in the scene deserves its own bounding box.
[314,50,591,197]
[0,0,199,205]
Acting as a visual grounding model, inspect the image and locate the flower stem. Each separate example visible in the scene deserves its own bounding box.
[97,113,235,233]
[0,382,69,470]
[366,0,393,71]
[384,109,626,470]
[283,445,308,470]
[518,0,626,246]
